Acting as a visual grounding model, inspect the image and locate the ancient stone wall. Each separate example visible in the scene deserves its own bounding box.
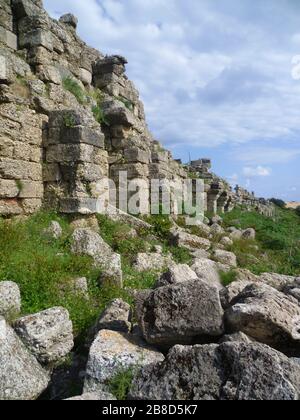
[0,0,274,217]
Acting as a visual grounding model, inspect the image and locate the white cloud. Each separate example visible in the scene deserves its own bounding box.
[243,166,271,177]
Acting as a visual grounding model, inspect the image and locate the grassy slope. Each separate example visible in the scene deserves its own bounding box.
[0,212,190,340]
[0,206,299,341]
[222,206,300,276]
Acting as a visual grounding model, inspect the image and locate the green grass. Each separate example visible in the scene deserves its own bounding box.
[222,207,300,276]
[62,77,86,105]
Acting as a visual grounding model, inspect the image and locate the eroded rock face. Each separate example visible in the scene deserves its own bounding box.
[130,342,300,400]
[14,307,74,365]
[0,281,21,319]
[136,279,224,347]
[225,283,300,353]
[0,316,49,400]
[84,330,164,393]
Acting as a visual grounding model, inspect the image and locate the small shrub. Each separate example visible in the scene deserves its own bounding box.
[145,214,173,239]
[295,206,300,217]
[107,367,135,400]
[92,104,109,126]
[219,270,237,287]
[116,96,134,111]
[62,77,86,104]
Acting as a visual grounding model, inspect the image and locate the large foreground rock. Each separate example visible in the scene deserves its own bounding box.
[84,330,164,393]
[130,342,300,400]
[71,228,122,287]
[0,317,49,400]
[225,283,300,352]
[136,279,224,347]
[0,281,21,319]
[14,307,74,365]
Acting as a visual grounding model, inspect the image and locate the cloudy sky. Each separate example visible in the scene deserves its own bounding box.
[44,0,300,201]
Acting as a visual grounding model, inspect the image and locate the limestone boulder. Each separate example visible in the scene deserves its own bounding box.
[170,229,211,251]
[191,258,222,289]
[213,250,237,268]
[0,317,49,400]
[130,342,300,400]
[210,223,225,236]
[71,228,122,288]
[93,299,131,335]
[84,330,164,393]
[156,264,198,288]
[43,221,62,239]
[14,307,74,365]
[220,236,233,248]
[136,279,224,347]
[0,281,21,319]
[242,228,256,240]
[133,252,173,273]
[225,283,300,352]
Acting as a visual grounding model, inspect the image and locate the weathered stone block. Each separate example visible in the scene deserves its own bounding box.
[0,158,42,181]
[0,281,21,319]
[22,198,42,213]
[110,163,149,180]
[19,29,53,51]
[0,179,19,198]
[60,126,105,149]
[36,65,61,84]
[14,307,74,365]
[124,148,150,164]
[151,151,169,163]
[79,68,92,85]
[0,199,23,215]
[46,144,96,164]
[0,26,18,50]
[18,181,43,198]
[103,101,136,127]
[48,110,96,130]
[0,316,49,400]
[12,0,44,20]
[59,13,78,29]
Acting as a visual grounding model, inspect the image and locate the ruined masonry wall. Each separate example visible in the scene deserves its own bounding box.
[0,0,274,217]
